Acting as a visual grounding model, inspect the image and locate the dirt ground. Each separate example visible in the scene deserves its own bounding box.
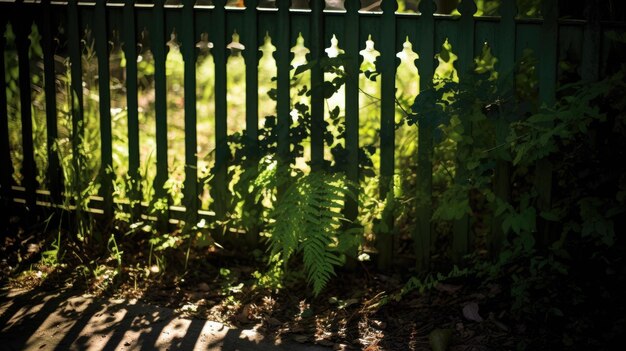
[0,287,330,351]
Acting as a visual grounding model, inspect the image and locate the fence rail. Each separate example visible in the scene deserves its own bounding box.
[0,0,621,269]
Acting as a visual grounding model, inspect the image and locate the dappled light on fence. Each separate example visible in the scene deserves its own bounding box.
[0,0,621,271]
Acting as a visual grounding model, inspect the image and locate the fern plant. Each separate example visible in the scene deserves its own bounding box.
[266,168,357,296]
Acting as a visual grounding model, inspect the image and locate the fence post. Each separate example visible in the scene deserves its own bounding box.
[0,15,13,227]
[152,0,170,229]
[534,0,558,248]
[414,0,436,272]
[210,0,229,242]
[95,0,113,222]
[491,0,517,256]
[182,0,199,228]
[452,0,476,263]
[376,0,398,270]
[123,0,141,221]
[243,0,260,247]
[15,4,38,213]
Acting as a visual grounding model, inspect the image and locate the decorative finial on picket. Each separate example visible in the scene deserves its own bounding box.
[380,0,398,14]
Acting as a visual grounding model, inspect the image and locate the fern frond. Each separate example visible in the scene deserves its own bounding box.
[266,170,357,296]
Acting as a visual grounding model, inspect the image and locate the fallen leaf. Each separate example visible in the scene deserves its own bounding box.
[342,298,359,309]
[435,283,462,294]
[462,302,484,322]
[429,329,452,351]
[236,304,253,323]
[197,282,210,292]
[293,334,309,343]
[364,343,380,351]
[492,319,510,332]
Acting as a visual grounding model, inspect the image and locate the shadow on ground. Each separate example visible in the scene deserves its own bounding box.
[0,288,330,351]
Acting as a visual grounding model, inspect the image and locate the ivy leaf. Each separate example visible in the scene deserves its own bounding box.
[294,60,316,76]
[540,210,560,221]
[322,81,338,98]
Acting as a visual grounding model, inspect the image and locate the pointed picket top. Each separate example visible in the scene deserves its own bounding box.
[344,0,360,13]
[500,0,517,20]
[196,32,213,52]
[380,0,398,14]
[360,34,380,65]
[261,32,276,57]
[167,30,180,51]
[418,0,435,16]
[458,0,477,16]
[324,34,343,58]
[227,31,245,56]
[396,37,419,64]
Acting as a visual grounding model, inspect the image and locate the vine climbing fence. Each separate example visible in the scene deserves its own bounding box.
[0,0,622,270]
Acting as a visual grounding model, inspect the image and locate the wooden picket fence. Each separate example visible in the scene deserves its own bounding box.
[0,0,619,269]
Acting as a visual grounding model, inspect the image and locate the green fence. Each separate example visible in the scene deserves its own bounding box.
[0,0,619,269]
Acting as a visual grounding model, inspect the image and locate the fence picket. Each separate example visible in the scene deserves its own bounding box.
[95,0,113,221]
[0,15,12,224]
[414,0,436,272]
[309,0,324,171]
[211,0,228,239]
[182,0,198,227]
[344,0,360,218]
[376,0,398,270]
[123,0,141,219]
[340,0,361,268]
[276,0,292,164]
[16,7,37,211]
[40,0,62,206]
[582,0,600,82]
[243,0,260,247]
[152,0,170,227]
[535,0,558,247]
[452,0,476,263]
[491,0,517,256]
